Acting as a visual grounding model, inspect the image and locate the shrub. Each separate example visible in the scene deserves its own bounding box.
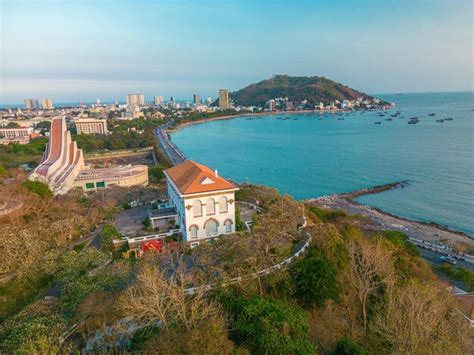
[219,292,315,354]
[309,206,346,222]
[290,247,339,308]
[331,337,369,355]
[21,180,52,198]
[383,230,419,256]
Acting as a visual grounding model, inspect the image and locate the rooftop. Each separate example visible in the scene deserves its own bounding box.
[164,160,237,195]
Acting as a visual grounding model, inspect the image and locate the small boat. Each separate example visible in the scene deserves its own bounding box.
[436,119,444,123]
[385,118,393,121]
[445,117,453,121]
[374,121,381,125]
[408,121,417,125]
[428,113,435,116]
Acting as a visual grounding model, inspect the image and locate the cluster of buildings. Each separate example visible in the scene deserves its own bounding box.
[0,126,37,145]
[264,96,386,112]
[29,117,148,194]
[25,98,54,110]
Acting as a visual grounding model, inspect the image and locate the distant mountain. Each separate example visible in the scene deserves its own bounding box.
[230,75,377,107]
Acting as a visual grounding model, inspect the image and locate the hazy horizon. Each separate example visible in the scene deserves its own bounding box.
[1,0,473,104]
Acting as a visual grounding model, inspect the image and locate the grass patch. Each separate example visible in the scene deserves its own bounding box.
[436,264,474,291]
[308,206,347,222]
[0,274,52,321]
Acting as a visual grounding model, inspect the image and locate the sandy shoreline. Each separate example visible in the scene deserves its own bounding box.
[166,109,323,133]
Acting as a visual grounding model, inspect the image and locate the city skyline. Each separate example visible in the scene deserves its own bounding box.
[1,0,473,104]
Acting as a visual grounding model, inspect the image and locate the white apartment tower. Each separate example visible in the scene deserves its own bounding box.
[218,89,230,109]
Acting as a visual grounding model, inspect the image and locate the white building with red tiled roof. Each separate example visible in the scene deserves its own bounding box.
[164,160,239,247]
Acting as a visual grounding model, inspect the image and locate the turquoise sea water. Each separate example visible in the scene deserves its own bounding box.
[171,92,474,236]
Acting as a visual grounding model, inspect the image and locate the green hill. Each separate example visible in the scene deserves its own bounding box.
[230,75,378,107]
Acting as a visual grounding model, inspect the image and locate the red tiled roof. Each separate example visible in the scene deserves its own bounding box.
[164,160,237,195]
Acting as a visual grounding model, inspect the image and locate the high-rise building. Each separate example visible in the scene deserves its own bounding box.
[219,89,230,109]
[170,96,175,103]
[126,94,145,106]
[154,96,164,105]
[193,94,201,105]
[266,99,276,111]
[41,98,54,110]
[25,99,32,109]
[96,98,101,105]
[25,98,39,109]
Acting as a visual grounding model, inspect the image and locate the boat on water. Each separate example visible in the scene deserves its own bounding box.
[385,118,393,121]
[428,113,436,116]
[374,121,381,125]
[408,121,418,124]
[436,119,444,123]
[445,117,453,121]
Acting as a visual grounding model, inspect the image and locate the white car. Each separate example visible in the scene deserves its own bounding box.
[440,255,457,265]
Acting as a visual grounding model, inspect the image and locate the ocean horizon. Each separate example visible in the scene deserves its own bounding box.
[171,92,474,236]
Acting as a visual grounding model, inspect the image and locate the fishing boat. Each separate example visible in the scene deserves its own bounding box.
[436,119,444,123]
[428,113,435,116]
[374,121,381,125]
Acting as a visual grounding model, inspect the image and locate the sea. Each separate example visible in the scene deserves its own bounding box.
[171,92,474,236]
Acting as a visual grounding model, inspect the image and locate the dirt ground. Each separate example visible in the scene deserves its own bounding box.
[114,206,149,238]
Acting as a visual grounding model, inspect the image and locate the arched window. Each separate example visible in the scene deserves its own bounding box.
[219,196,228,213]
[193,200,202,217]
[205,219,218,236]
[224,219,233,233]
[189,224,198,239]
[206,198,215,215]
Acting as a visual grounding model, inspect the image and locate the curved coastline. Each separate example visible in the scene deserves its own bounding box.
[163,111,473,243]
[165,110,316,133]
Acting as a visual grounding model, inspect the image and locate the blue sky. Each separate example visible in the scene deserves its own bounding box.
[1,0,472,104]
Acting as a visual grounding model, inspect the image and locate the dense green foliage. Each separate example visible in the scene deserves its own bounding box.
[289,247,339,308]
[149,165,166,182]
[331,338,369,355]
[437,264,474,291]
[231,75,374,107]
[0,138,48,167]
[73,131,152,153]
[20,180,52,198]
[219,291,315,354]
[309,206,347,222]
[100,224,123,253]
[383,230,419,256]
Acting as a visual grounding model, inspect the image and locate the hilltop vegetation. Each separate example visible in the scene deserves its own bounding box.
[231,75,377,107]
[0,176,470,353]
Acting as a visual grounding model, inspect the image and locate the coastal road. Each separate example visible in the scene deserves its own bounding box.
[417,247,473,271]
[154,123,186,166]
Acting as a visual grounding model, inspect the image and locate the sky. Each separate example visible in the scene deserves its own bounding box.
[0,0,472,104]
